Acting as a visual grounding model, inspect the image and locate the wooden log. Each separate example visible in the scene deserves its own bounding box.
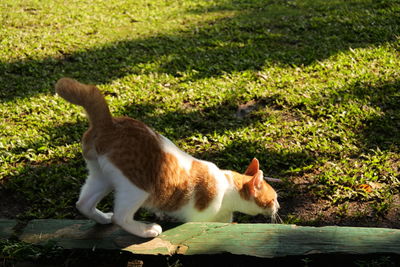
[125,223,400,257]
[18,219,148,250]
[10,219,400,258]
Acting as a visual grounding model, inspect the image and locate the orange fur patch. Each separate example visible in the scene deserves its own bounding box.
[147,155,217,212]
[230,171,252,200]
[149,152,192,211]
[92,117,164,191]
[191,160,217,211]
[253,182,277,209]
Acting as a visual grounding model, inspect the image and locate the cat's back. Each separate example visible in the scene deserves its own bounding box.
[83,116,161,155]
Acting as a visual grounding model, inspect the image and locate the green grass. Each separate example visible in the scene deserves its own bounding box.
[0,0,399,223]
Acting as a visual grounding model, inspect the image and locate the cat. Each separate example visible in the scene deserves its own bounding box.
[55,78,280,238]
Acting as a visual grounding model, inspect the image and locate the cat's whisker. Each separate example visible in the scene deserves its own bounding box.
[267,208,283,224]
[275,213,283,224]
[268,209,277,224]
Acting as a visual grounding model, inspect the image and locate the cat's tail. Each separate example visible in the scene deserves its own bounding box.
[55,78,113,129]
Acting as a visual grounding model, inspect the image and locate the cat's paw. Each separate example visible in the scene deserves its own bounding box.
[142,223,162,238]
[115,220,162,238]
[95,212,114,224]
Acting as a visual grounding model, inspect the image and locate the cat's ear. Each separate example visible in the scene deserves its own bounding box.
[245,158,259,176]
[248,170,264,197]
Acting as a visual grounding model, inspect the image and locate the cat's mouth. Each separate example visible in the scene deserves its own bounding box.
[266,199,280,223]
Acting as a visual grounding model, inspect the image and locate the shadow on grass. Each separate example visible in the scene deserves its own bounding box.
[354,80,400,152]
[121,95,282,139]
[1,0,398,101]
[341,80,398,152]
[1,157,84,219]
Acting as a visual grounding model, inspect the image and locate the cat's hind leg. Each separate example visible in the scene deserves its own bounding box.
[98,156,162,237]
[76,160,113,224]
[112,177,162,238]
[112,183,162,238]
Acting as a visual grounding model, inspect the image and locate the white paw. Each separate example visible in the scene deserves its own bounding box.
[95,212,114,224]
[142,223,162,238]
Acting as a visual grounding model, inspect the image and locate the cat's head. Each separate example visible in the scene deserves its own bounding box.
[233,158,279,219]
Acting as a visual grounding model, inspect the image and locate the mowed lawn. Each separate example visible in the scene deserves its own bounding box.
[0,0,399,226]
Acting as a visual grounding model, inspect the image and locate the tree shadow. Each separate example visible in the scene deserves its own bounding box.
[121,95,282,140]
[1,157,85,219]
[354,80,400,152]
[1,0,398,101]
[327,79,399,153]
[1,121,90,219]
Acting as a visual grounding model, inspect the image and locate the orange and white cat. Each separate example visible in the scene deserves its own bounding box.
[55,78,279,238]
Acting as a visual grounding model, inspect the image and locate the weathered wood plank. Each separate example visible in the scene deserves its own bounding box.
[0,219,17,239]
[16,220,400,258]
[125,223,400,257]
[19,219,150,250]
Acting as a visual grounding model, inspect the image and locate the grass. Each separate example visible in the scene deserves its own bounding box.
[0,0,399,233]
